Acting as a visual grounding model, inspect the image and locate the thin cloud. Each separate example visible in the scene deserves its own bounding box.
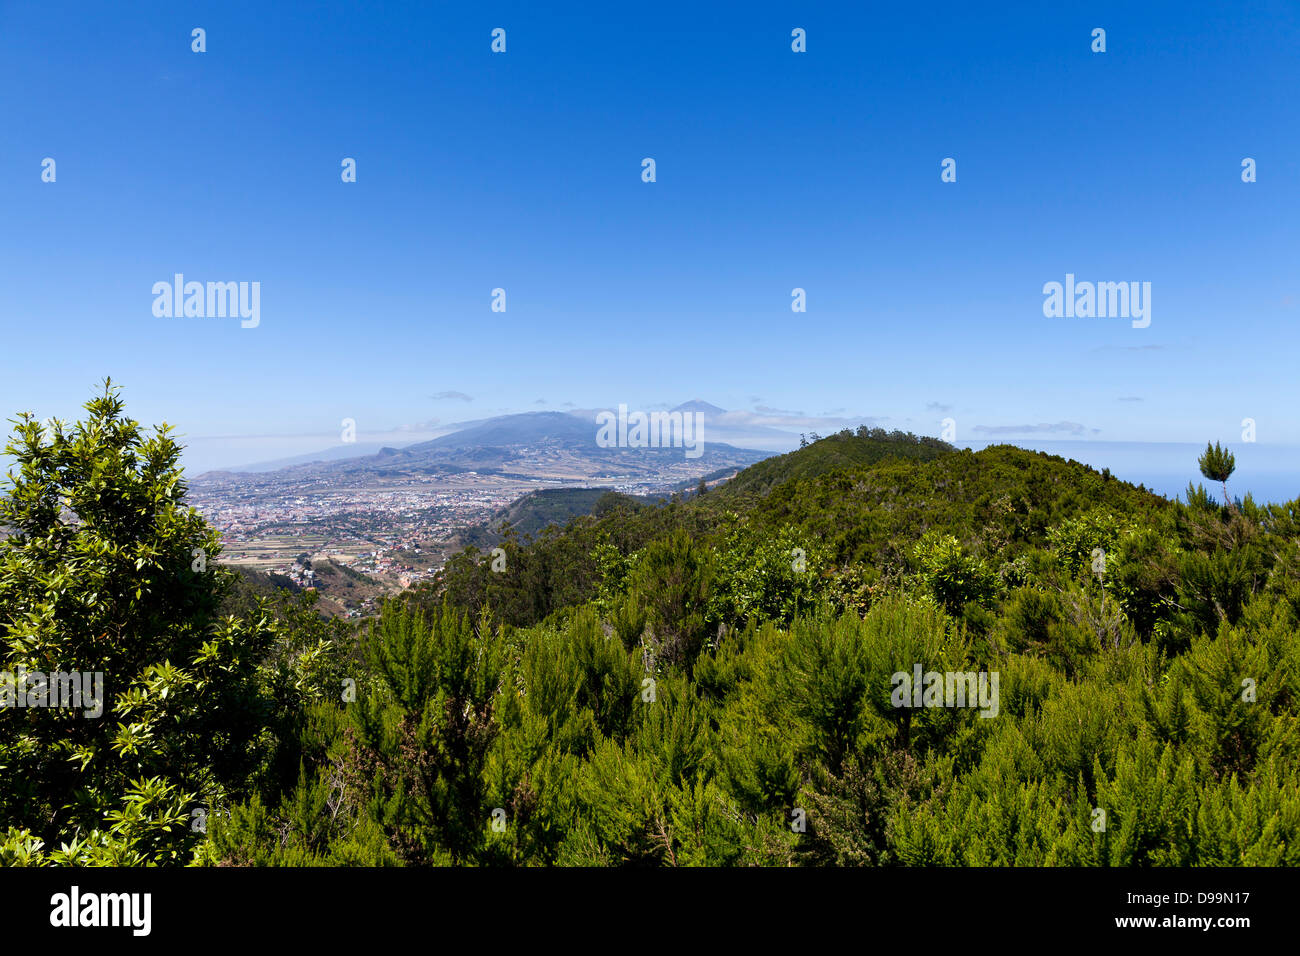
[1087,345,1166,354]
[394,418,442,432]
[192,420,447,441]
[725,409,883,430]
[926,401,953,413]
[188,430,345,440]
[431,391,473,402]
[563,403,883,435]
[973,422,1091,436]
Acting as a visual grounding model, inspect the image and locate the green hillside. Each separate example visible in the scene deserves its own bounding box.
[221,558,387,619]
[427,432,1172,630]
[455,487,654,549]
[711,426,953,500]
[501,488,646,538]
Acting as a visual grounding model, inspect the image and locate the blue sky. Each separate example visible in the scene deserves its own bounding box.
[1,1,1297,498]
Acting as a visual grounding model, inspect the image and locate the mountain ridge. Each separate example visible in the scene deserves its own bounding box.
[193,408,774,490]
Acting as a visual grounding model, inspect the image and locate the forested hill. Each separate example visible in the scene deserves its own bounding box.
[421,428,1179,631]
[456,487,653,548]
[710,426,954,500]
[454,428,955,548]
[737,442,1169,565]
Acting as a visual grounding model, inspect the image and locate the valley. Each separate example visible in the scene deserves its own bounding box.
[187,408,770,612]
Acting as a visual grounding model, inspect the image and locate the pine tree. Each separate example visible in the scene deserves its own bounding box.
[1198,441,1237,511]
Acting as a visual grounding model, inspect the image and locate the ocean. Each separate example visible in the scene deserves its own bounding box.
[961,440,1299,507]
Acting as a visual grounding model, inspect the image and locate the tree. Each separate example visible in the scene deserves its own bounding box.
[0,381,278,863]
[1198,441,1237,511]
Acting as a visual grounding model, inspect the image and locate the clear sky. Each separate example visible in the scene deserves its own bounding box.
[1,1,1297,496]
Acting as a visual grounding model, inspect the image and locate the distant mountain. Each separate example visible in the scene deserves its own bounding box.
[193,409,772,489]
[552,401,809,453]
[668,400,807,451]
[401,411,595,454]
[218,442,418,474]
[198,402,809,480]
[671,399,728,415]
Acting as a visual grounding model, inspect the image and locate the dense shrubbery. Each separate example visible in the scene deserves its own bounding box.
[4,392,1297,866]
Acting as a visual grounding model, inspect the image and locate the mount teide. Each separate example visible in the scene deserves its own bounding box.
[194,408,771,489]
